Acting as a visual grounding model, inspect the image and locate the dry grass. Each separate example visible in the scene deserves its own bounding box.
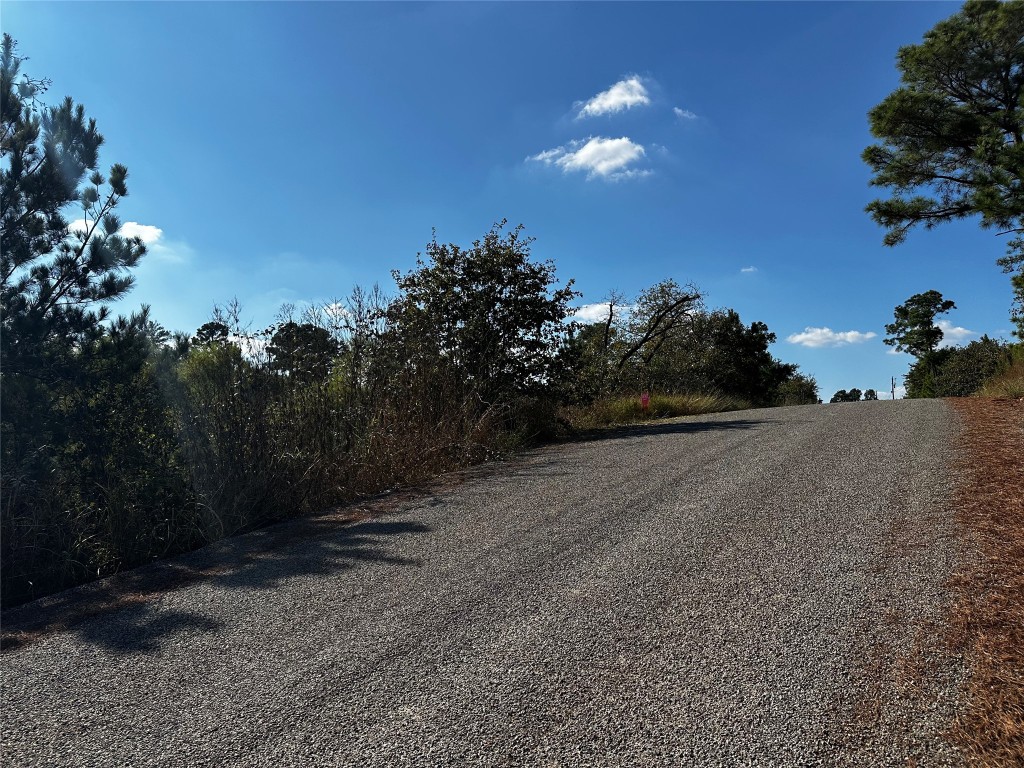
[976,357,1024,399]
[947,397,1024,766]
[562,392,748,429]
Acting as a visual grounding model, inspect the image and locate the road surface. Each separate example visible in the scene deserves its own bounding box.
[1,401,963,766]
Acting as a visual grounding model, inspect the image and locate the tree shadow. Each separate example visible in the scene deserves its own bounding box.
[0,515,431,655]
[560,417,769,445]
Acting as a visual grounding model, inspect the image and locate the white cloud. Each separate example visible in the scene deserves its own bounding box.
[572,303,614,323]
[528,136,648,180]
[229,333,269,360]
[673,107,697,120]
[70,219,161,244]
[119,221,163,244]
[740,266,758,273]
[577,77,650,119]
[68,218,189,263]
[937,319,975,347]
[786,327,878,348]
[570,302,635,324]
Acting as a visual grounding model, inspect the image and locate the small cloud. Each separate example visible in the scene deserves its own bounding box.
[673,107,697,120]
[886,347,907,356]
[324,302,352,321]
[937,319,975,347]
[570,302,633,324]
[119,221,163,244]
[576,76,650,119]
[528,136,649,181]
[148,238,194,265]
[70,218,162,244]
[786,327,878,348]
[229,333,269,360]
[68,218,189,263]
[740,266,758,274]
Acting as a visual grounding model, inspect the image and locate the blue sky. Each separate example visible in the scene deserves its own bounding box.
[5,1,1013,399]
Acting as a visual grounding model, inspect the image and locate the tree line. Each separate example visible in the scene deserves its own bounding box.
[0,35,817,607]
[862,0,1024,400]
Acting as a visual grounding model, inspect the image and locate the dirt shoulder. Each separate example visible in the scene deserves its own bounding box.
[947,397,1024,766]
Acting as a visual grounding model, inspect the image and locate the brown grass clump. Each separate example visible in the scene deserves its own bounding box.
[562,392,748,429]
[977,357,1024,399]
[947,397,1024,766]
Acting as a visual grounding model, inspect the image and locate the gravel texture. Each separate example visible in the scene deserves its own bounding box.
[1,400,963,767]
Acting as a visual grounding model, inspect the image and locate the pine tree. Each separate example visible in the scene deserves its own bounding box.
[1,33,146,378]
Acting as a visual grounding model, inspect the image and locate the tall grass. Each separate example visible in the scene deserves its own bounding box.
[977,355,1024,398]
[0,297,550,608]
[562,392,749,429]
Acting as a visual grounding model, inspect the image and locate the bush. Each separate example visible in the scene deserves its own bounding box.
[934,337,1013,397]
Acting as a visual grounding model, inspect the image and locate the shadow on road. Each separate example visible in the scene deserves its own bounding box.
[2,417,767,655]
[1,516,430,656]
[562,417,769,445]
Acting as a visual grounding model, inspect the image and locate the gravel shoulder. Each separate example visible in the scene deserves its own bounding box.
[1,400,963,767]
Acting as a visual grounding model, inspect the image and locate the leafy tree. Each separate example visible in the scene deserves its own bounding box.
[390,220,578,404]
[557,284,702,402]
[863,1,1024,336]
[929,335,1012,396]
[656,309,797,406]
[194,321,230,346]
[884,290,957,357]
[775,373,821,406]
[863,389,879,401]
[616,279,702,380]
[830,389,863,403]
[267,321,339,383]
[1,34,146,377]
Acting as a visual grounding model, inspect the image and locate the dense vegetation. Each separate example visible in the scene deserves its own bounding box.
[864,0,1024,339]
[882,289,1022,398]
[865,0,1024,399]
[0,36,818,607]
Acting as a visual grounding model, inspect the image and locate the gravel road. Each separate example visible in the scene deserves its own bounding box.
[1,400,964,767]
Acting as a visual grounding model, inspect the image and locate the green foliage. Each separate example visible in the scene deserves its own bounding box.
[0,36,169,605]
[884,290,957,358]
[563,289,810,409]
[0,33,826,609]
[674,309,799,406]
[864,389,879,401]
[390,220,579,405]
[863,1,1024,337]
[1,34,145,379]
[775,373,821,406]
[977,343,1024,397]
[912,335,1014,397]
[267,321,339,383]
[830,389,863,403]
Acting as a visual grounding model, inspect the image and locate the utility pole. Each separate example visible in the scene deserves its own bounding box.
[891,376,897,400]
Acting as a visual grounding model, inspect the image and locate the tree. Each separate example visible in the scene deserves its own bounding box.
[884,290,957,357]
[775,373,821,406]
[1,34,146,377]
[863,389,879,400]
[862,1,1024,336]
[830,389,863,403]
[927,335,1011,396]
[616,279,702,379]
[390,220,579,403]
[194,321,230,346]
[267,321,339,383]
[656,309,797,406]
